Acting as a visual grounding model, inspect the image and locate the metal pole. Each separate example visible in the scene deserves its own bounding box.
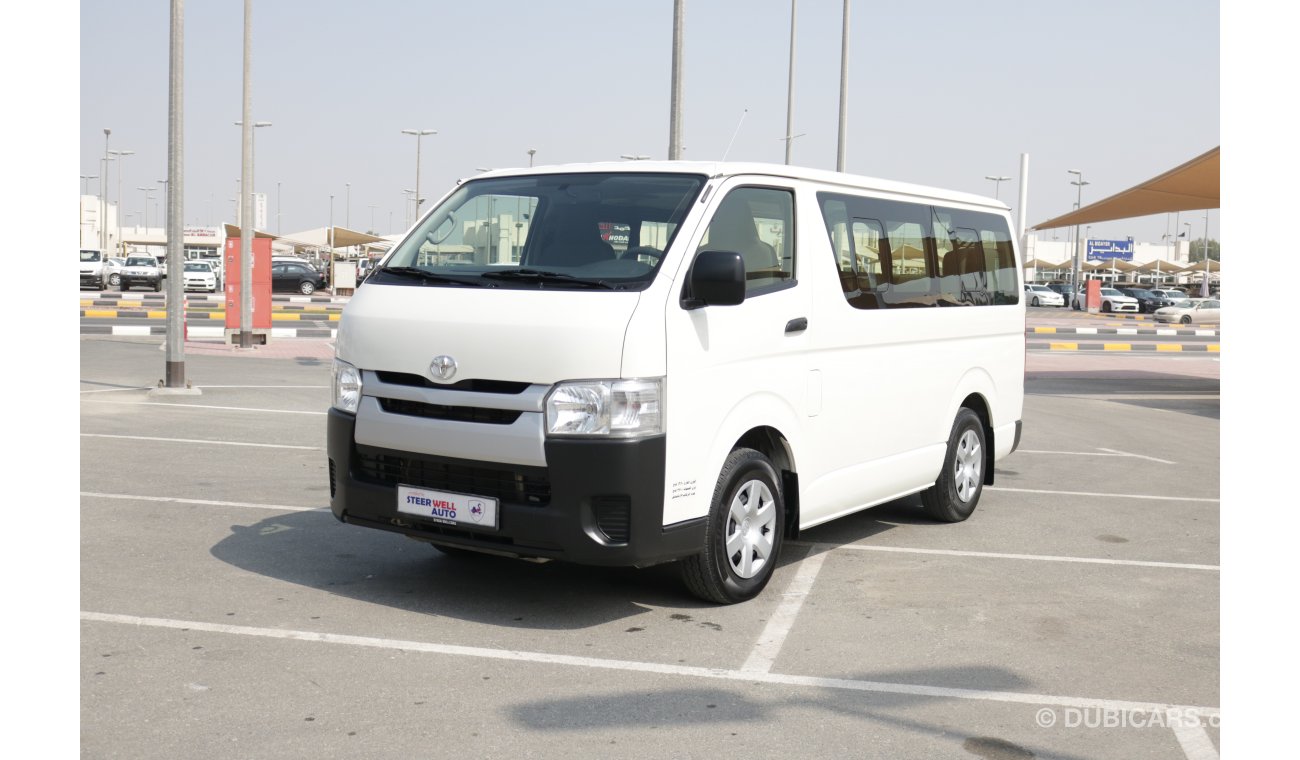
[111,150,134,255]
[238,0,253,347]
[1016,153,1029,242]
[668,0,684,160]
[277,181,281,235]
[784,0,797,165]
[528,148,536,167]
[1202,211,1211,297]
[164,0,188,388]
[102,129,110,252]
[346,182,351,229]
[836,0,849,172]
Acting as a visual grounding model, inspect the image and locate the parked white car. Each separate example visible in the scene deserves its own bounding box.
[1154,298,1221,324]
[182,261,218,293]
[120,255,162,292]
[80,249,107,290]
[1072,286,1139,313]
[1024,284,1064,307]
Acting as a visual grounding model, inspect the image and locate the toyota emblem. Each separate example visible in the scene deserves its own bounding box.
[430,355,458,382]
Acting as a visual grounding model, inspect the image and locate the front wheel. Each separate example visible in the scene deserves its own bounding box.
[1180,314,1192,324]
[299,280,316,295]
[108,273,120,287]
[920,409,986,523]
[1101,301,1112,313]
[681,448,785,604]
[1031,297,1040,307]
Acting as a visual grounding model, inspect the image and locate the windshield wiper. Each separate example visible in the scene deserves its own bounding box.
[480,269,618,289]
[374,267,488,287]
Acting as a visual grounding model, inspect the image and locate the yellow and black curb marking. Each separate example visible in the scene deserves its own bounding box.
[1030,342,1219,353]
[81,309,340,321]
[1028,326,1219,336]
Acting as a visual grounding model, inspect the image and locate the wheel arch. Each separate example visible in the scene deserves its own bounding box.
[943,367,998,487]
[732,425,801,541]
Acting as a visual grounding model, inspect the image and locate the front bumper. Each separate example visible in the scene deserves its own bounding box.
[326,408,704,567]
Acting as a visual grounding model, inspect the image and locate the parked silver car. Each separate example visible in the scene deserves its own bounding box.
[1154,298,1221,324]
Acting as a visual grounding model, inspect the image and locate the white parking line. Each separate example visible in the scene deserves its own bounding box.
[742,544,831,673]
[1171,720,1220,760]
[81,399,326,415]
[1017,448,1176,465]
[790,542,1217,571]
[79,386,154,394]
[988,486,1218,503]
[80,492,324,512]
[80,611,1219,719]
[81,434,322,451]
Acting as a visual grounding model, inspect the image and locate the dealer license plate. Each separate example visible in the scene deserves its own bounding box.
[397,484,499,530]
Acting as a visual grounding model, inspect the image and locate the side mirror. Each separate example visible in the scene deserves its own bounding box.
[683,250,745,310]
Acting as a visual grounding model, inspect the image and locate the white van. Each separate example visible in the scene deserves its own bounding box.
[328,162,1024,603]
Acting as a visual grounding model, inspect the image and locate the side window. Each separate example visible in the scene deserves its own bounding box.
[697,187,795,295]
[932,205,1019,306]
[816,192,936,309]
[272,263,287,277]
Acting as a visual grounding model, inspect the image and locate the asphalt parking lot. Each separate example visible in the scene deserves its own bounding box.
[80,336,1220,759]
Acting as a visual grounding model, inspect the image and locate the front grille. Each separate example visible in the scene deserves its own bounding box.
[377,397,522,425]
[374,372,531,394]
[355,447,550,506]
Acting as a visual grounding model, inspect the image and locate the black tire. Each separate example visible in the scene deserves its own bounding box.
[1101,301,1112,313]
[300,280,316,295]
[1180,314,1192,324]
[920,408,987,523]
[154,280,162,292]
[1031,297,1040,307]
[681,448,785,604]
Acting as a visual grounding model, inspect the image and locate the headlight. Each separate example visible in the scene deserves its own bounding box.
[332,358,363,413]
[545,378,663,438]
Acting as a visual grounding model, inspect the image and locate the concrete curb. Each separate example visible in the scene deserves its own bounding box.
[1028,342,1219,352]
[1028,326,1219,337]
[81,310,339,322]
[83,291,349,305]
[82,325,337,339]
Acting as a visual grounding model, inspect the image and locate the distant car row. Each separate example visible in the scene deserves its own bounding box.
[1024,283,1219,323]
[81,251,328,295]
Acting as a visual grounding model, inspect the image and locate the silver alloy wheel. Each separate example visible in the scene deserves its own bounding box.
[953,429,983,502]
[725,479,777,579]
[109,273,120,286]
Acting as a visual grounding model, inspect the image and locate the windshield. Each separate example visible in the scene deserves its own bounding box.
[1127,289,1152,297]
[81,250,102,262]
[185,262,211,272]
[126,257,155,267]
[1029,285,1051,292]
[1168,299,1193,308]
[375,172,705,291]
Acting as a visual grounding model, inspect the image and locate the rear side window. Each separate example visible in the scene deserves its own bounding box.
[818,192,1019,309]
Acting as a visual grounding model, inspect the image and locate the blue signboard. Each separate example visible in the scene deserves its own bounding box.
[1086,239,1135,262]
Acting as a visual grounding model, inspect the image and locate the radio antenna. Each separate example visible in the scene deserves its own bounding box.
[721,109,749,161]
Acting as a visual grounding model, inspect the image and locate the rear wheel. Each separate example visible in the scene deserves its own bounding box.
[108,273,120,287]
[1031,297,1040,307]
[154,279,162,292]
[299,280,316,295]
[681,448,785,604]
[920,409,986,523]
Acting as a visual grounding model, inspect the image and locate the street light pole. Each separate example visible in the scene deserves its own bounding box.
[109,148,134,255]
[276,181,281,235]
[1201,211,1212,297]
[528,148,536,167]
[162,0,188,390]
[401,129,436,224]
[783,0,798,165]
[1067,169,1089,307]
[985,175,1010,199]
[101,128,111,252]
[668,0,684,160]
[346,182,351,229]
[137,187,156,229]
[836,0,850,172]
[237,0,254,348]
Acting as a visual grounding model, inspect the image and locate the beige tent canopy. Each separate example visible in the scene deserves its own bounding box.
[275,226,387,252]
[1032,146,1219,230]
[222,223,277,239]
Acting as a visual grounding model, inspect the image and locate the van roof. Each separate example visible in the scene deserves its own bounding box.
[465,161,1008,212]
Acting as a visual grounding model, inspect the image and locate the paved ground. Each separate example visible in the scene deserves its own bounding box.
[79,336,1219,759]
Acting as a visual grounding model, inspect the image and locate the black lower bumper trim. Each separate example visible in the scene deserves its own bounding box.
[327,409,704,567]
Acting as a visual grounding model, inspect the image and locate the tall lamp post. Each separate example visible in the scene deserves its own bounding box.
[101,128,111,252]
[985,175,1010,200]
[401,129,436,223]
[1200,212,1212,297]
[1067,169,1089,307]
[137,187,157,230]
[527,148,536,167]
[109,148,134,255]
[81,174,99,248]
[234,120,272,226]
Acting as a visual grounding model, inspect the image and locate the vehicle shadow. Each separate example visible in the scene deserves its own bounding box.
[208,508,808,630]
[504,667,1093,760]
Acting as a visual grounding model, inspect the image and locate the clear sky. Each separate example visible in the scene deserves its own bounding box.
[78,0,1218,242]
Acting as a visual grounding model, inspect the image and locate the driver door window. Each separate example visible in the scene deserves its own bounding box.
[696,187,795,295]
